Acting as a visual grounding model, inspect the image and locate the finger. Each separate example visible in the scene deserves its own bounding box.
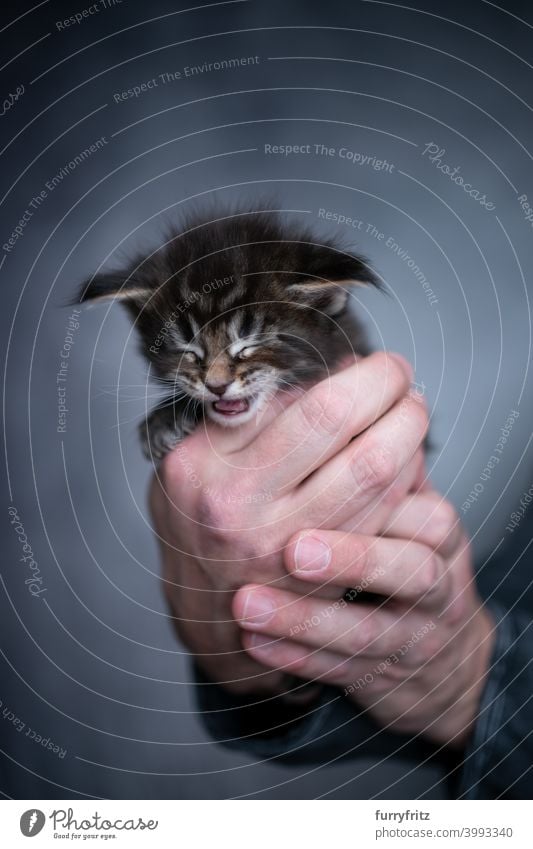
[226,354,359,452]
[237,352,413,489]
[265,571,347,602]
[203,355,362,455]
[413,453,431,492]
[233,584,430,659]
[241,631,355,685]
[242,632,415,691]
[334,448,425,535]
[285,530,449,604]
[383,492,463,557]
[289,393,428,529]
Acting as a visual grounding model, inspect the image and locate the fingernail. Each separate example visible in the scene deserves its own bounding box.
[241,590,276,625]
[294,534,331,573]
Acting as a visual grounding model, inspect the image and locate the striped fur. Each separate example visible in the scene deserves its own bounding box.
[79,206,378,460]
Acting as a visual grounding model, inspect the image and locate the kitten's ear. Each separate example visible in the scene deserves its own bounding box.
[77,272,152,309]
[287,251,379,317]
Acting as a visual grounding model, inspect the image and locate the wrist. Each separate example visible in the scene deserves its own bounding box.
[431,605,496,748]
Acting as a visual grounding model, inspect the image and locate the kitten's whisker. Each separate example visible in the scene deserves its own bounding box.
[112,392,191,430]
[275,378,307,394]
[93,385,160,397]
[93,392,173,403]
[113,395,171,402]
[112,412,154,429]
[99,383,158,389]
[151,395,189,411]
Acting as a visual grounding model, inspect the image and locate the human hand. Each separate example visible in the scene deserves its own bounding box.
[150,352,428,693]
[234,491,495,746]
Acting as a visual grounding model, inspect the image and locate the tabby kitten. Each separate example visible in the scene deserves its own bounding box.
[79,207,378,460]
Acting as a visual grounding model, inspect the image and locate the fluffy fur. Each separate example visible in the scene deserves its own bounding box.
[79,207,378,460]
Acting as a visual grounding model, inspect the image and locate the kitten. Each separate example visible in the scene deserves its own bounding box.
[79,206,378,460]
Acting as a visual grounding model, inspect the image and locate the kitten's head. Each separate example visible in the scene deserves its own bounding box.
[79,209,378,426]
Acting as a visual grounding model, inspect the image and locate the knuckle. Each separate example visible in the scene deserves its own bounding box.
[385,657,408,682]
[351,447,396,493]
[417,551,442,596]
[283,654,307,675]
[380,475,407,508]
[418,632,442,662]
[197,494,236,541]
[348,535,370,576]
[355,615,379,652]
[445,592,469,626]
[398,394,428,436]
[411,395,430,435]
[299,384,349,438]
[431,500,459,545]
[375,351,411,389]
[199,476,264,538]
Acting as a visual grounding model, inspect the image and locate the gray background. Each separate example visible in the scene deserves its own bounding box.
[1,0,532,799]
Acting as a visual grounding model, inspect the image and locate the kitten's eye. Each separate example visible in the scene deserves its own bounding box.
[237,346,258,360]
[181,350,202,364]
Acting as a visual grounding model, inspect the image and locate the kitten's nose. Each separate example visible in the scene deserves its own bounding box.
[206,381,230,396]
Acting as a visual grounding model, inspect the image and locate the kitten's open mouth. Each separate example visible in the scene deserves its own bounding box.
[212,398,250,416]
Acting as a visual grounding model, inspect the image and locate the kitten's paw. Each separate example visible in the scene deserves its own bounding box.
[139,412,183,461]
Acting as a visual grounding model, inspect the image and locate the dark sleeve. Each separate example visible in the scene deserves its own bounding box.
[193,600,533,798]
[193,665,460,779]
[194,515,533,798]
[458,601,533,799]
